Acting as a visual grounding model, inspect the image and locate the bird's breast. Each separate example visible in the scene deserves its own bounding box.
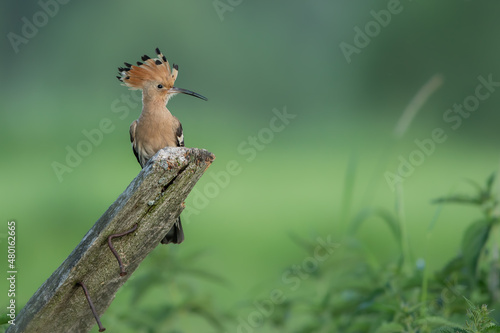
[135,116,179,160]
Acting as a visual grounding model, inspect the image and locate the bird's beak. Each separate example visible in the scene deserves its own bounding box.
[169,87,208,101]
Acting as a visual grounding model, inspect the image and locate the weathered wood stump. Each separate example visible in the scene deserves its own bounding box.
[7,147,214,333]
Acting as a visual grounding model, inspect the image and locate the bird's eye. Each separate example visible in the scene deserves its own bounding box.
[157,84,163,89]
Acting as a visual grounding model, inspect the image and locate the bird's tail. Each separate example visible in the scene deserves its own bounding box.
[161,217,184,244]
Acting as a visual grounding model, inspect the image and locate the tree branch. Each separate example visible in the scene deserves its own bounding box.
[6,147,215,333]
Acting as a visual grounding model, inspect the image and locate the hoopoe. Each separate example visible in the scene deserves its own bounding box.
[116,47,207,244]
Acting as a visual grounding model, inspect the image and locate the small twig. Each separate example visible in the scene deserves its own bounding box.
[107,224,138,276]
[77,282,105,332]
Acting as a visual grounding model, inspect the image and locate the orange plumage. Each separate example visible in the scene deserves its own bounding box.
[117,48,178,91]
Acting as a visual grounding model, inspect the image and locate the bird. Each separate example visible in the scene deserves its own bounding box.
[116,47,207,244]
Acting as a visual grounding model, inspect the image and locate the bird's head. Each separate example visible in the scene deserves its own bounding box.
[117,48,207,104]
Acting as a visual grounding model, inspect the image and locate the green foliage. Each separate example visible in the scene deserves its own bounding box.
[433,174,497,216]
[103,248,232,332]
[463,298,498,332]
[233,174,500,332]
[434,298,499,333]
[12,173,499,333]
[0,314,9,333]
[2,171,494,333]
[113,174,498,333]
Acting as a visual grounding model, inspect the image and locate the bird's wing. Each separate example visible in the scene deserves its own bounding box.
[175,123,184,147]
[129,120,142,167]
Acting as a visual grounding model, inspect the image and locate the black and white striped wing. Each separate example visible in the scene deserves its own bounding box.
[176,123,184,147]
[129,120,143,167]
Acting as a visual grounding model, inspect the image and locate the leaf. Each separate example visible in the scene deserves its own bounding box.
[485,173,496,193]
[374,322,404,333]
[287,232,318,252]
[461,219,492,279]
[177,267,229,285]
[129,269,165,304]
[340,152,357,225]
[347,208,401,245]
[186,302,227,330]
[433,194,482,206]
[431,328,467,333]
[427,204,445,233]
[294,321,322,333]
[463,296,477,311]
[374,209,402,245]
[433,174,496,208]
[464,178,483,193]
[348,208,374,235]
[415,316,463,329]
[436,255,464,280]
[317,289,333,310]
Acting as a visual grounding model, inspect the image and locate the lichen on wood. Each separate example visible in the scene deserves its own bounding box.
[6,147,214,333]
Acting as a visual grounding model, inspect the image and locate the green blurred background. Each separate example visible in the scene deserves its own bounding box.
[2,1,500,332]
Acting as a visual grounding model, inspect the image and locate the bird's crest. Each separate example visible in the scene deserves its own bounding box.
[117,48,178,90]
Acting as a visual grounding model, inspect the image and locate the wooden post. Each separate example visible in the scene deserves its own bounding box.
[6,147,215,333]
